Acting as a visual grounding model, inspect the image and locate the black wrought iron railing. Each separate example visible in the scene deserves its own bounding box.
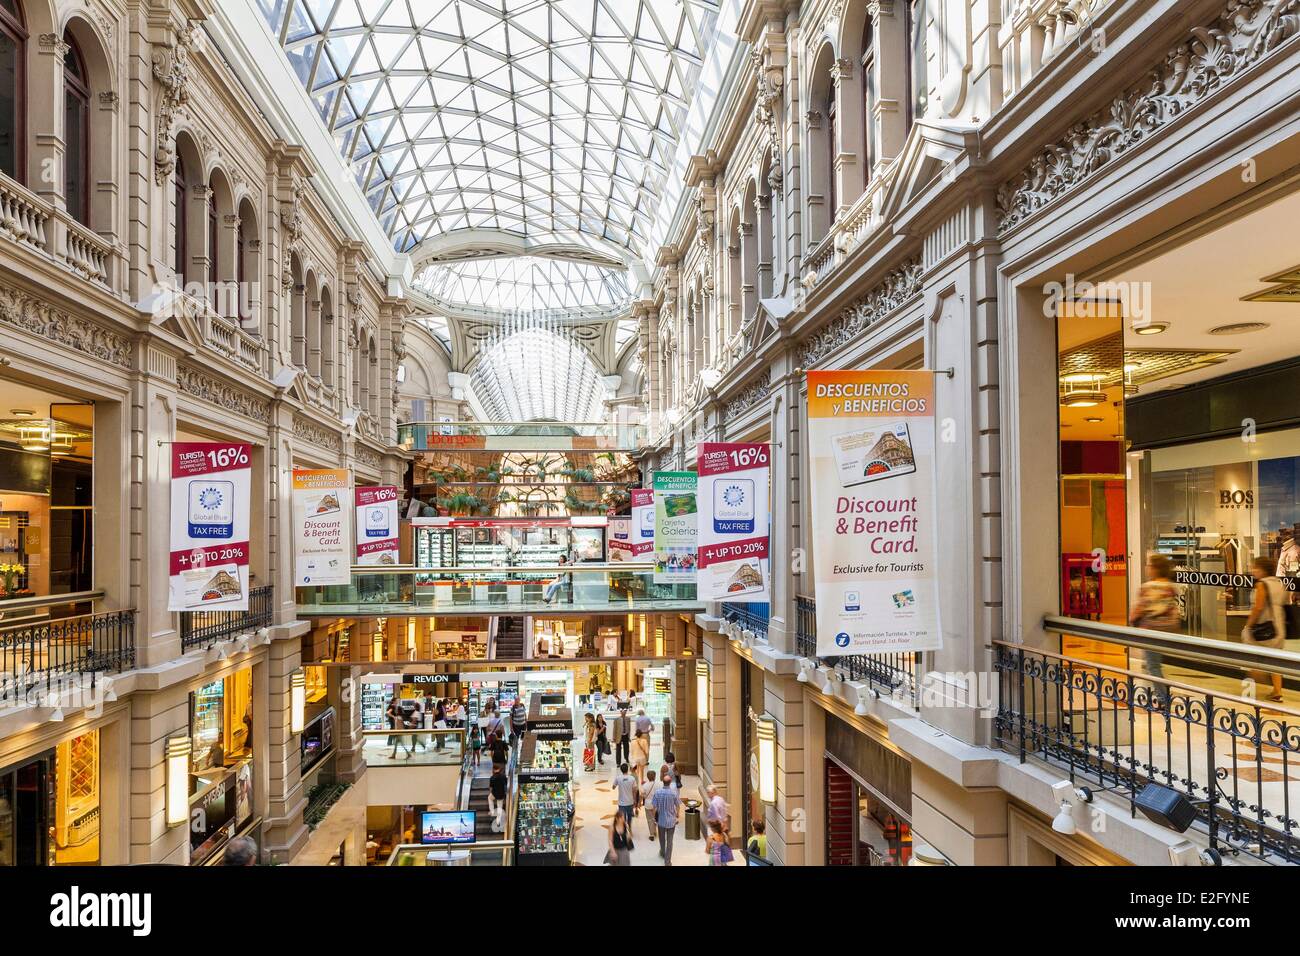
[180,585,274,650]
[0,608,136,704]
[994,636,1300,865]
[795,595,917,706]
[721,601,769,637]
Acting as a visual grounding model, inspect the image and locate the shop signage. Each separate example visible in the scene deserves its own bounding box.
[1176,570,1298,592]
[1218,489,1254,509]
[653,471,698,584]
[403,673,458,684]
[293,468,353,586]
[805,370,943,655]
[519,769,567,783]
[355,485,400,565]
[697,442,770,602]
[168,442,252,612]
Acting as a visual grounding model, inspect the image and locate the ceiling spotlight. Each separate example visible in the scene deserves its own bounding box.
[1132,321,1168,336]
[1084,417,1104,423]
[1060,391,1106,408]
[1208,322,1270,335]
[10,408,34,417]
[1059,373,1106,407]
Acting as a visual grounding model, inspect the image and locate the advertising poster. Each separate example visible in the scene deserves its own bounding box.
[653,471,698,584]
[607,516,634,561]
[293,468,353,586]
[168,442,252,612]
[355,485,400,566]
[697,442,770,602]
[631,488,655,557]
[806,369,942,655]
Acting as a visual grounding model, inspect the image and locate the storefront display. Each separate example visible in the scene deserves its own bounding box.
[515,770,573,865]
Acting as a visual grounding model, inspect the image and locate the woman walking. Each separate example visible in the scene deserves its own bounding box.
[595,712,609,766]
[1245,556,1289,702]
[606,809,634,865]
[1129,553,1182,706]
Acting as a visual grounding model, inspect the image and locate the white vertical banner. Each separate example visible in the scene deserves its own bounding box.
[806,370,942,655]
[653,471,698,584]
[697,442,770,601]
[607,516,634,561]
[355,485,400,565]
[630,488,655,556]
[293,468,353,586]
[169,442,252,612]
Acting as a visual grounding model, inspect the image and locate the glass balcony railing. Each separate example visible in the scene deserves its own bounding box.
[362,728,465,768]
[398,420,646,452]
[296,564,701,617]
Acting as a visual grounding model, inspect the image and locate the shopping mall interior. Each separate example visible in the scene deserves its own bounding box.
[1,0,1300,897]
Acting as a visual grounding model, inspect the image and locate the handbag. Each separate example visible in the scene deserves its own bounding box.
[1252,618,1276,642]
[718,841,734,864]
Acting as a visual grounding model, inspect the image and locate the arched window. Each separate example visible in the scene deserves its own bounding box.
[0,0,26,183]
[905,0,928,133]
[63,31,89,225]
[173,154,188,278]
[236,216,246,288]
[860,18,876,182]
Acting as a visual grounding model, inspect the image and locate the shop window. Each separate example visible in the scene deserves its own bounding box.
[188,669,255,864]
[0,0,25,184]
[0,729,99,866]
[62,32,90,226]
[0,396,94,605]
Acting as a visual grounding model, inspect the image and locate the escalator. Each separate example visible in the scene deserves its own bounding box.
[494,615,526,660]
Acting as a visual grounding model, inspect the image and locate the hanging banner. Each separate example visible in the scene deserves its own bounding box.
[653,471,698,584]
[631,488,655,557]
[169,442,252,612]
[806,370,942,655]
[697,442,770,602]
[355,485,400,566]
[607,516,634,561]
[293,468,353,586]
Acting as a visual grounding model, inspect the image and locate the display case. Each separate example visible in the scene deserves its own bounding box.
[361,682,390,730]
[456,528,508,567]
[415,526,455,568]
[514,769,573,866]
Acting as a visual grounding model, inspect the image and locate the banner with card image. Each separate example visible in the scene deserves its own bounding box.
[806,369,942,655]
[293,468,352,586]
[697,442,770,602]
[169,442,252,612]
[355,485,400,566]
[653,472,697,584]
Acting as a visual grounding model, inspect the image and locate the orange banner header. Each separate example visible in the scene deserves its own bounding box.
[806,369,935,420]
[292,468,350,490]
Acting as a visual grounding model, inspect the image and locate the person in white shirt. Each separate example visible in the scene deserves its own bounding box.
[705,784,730,841]
[639,768,659,842]
[613,763,637,829]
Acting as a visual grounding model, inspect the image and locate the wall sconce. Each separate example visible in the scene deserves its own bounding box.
[291,669,306,734]
[654,628,664,657]
[639,615,647,648]
[696,660,710,721]
[165,735,192,828]
[756,715,777,804]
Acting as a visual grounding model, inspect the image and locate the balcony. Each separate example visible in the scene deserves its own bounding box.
[799,169,894,293]
[721,601,769,639]
[180,585,275,651]
[0,594,135,706]
[0,172,117,291]
[999,0,1113,101]
[995,616,1300,865]
[399,420,646,453]
[297,565,701,620]
[794,595,918,705]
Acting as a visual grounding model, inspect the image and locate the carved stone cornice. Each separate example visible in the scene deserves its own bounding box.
[799,257,923,367]
[998,0,1300,233]
[280,177,306,288]
[293,415,342,452]
[724,371,772,422]
[152,22,203,186]
[0,285,131,368]
[177,364,272,423]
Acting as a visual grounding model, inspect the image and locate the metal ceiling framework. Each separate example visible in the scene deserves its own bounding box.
[257,0,720,256]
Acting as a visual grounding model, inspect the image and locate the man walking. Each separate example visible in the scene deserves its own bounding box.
[613,762,637,830]
[615,709,631,765]
[652,769,681,865]
[510,695,527,745]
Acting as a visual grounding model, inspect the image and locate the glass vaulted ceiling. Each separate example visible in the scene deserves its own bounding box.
[257,0,720,254]
[470,326,606,424]
[414,255,630,312]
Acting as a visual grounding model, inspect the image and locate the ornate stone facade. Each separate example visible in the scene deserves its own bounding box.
[724,372,772,422]
[0,285,131,368]
[177,363,272,422]
[293,415,343,452]
[997,0,1300,232]
[798,257,923,368]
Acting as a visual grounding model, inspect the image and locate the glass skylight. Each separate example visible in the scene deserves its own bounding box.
[257,0,720,254]
[470,326,607,423]
[414,256,630,311]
